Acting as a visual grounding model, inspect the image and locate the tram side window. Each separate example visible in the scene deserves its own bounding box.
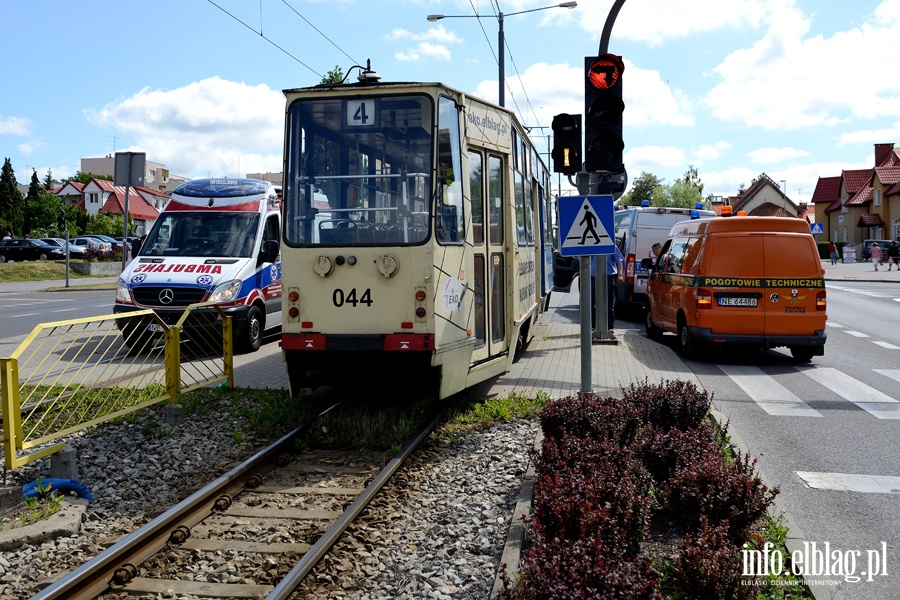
[514,172,527,246]
[469,150,484,245]
[488,155,503,246]
[436,96,464,244]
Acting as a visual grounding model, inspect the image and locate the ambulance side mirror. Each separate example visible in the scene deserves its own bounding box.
[261,239,279,263]
[640,257,655,271]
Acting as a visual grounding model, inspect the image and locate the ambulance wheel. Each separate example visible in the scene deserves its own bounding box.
[790,346,814,362]
[645,307,663,339]
[238,305,264,353]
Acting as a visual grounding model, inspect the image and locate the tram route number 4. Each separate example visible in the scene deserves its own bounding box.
[332,288,373,307]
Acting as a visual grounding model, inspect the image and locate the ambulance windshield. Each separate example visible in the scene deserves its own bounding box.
[141,212,261,258]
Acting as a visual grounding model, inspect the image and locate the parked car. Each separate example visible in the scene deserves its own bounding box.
[0,238,67,262]
[70,236,111,253]
[861,239,892,261]
[41,237,87,257]
[86,234,123,252]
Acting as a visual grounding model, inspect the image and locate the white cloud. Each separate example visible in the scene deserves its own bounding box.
[577,0,768,46]
[624,61,693,127]
[706,2,900,131]
[395,43,453,62]
[746,146,810,163]
[84,77,284,178]
[0,115,32,136]
[693,141,731,162]
[388,25,463,44]
[17,140,45,156]
[625,145,687,176]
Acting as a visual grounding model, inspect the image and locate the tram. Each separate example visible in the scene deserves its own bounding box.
[280,79,554,399]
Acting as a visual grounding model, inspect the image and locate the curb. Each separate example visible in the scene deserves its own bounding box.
[0,497,88,552]
[491,430,543,598]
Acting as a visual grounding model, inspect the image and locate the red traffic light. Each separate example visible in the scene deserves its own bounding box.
[587,54,624,90]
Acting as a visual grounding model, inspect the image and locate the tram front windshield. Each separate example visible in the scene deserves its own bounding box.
[284,93,434,247]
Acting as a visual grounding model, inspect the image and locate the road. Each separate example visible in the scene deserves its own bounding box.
[659,280,900,600]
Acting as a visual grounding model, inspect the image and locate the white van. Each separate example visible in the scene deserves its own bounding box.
[114,178,282,352]
[613,201,716,315]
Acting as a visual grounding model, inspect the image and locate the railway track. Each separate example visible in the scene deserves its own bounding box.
[30,404,442,600]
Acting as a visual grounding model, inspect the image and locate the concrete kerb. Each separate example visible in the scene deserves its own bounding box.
[0,497,89,552]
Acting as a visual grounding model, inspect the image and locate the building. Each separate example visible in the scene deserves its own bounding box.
[709,173,811,221]
[811,143,900,245]
[81,156,189,193]
[55,178,163,236]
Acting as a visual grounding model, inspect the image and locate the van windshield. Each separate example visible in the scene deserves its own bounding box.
[140,212,261,258]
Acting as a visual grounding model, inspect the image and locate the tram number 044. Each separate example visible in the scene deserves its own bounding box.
[332,288,373,307]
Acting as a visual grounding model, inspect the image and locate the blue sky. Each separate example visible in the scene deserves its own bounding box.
[3,0,900,203]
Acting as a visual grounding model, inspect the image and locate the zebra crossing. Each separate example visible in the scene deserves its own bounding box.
[718,365,900,420]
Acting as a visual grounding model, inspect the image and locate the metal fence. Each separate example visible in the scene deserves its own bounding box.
[1,303,233,471]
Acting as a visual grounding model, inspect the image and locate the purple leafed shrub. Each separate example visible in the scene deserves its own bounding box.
[674,516,755,600]
[621,378,713,431]
[539,391,641,447]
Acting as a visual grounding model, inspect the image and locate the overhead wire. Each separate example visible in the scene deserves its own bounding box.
[279,0,360,65]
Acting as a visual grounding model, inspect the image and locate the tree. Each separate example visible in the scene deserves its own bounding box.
[43,168,55,191]
[321,65,344,85]
[64,171,112,184]
[23,170,42,235]
[620,171,664,207]
[663,166,705,209]
[0,158,24,235]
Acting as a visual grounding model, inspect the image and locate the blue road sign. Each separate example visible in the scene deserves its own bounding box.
[559,195,616,256]
[810,222,824,236]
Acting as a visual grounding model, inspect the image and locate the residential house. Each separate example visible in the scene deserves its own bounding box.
[811,143,900,245]
[81,156,189,193]
[63,178,162,236]
[710,173,805,219]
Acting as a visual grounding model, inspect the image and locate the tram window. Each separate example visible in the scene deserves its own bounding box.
[488,155,503,246]
[514,172,527,245]
[436,96,464,244]
[469,150,484,245]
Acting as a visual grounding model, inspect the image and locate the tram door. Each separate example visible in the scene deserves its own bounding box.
[470,150,506,363]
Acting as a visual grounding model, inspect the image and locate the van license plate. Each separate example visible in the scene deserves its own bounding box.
[718,297,757,307]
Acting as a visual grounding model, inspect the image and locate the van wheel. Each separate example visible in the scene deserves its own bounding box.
[645,307,663,339]
[238,305,264,353]
[678,317,696,358]
[790,347,814,362]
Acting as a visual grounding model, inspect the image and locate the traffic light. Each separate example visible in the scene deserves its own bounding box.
[57,209,66,231]
[584,54,625,173]
[551,113,582,175]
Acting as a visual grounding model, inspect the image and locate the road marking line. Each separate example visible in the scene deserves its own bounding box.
[826,322,844,328]
[9,313,39,317]
[719,364,821,417]
[801,368,899,419]
[796,472,900,494]
[874,369,900,382]
[845,330,870,337]
[52,308,80,313]
[872,341,900,349]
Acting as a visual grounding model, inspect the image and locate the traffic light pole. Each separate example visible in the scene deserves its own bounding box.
[576,172,593,393]
[599,0,626,54]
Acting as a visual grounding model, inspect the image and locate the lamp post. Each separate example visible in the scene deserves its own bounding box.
[427,2,577,107]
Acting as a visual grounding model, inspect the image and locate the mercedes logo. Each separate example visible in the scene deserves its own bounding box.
[159,289,175,304]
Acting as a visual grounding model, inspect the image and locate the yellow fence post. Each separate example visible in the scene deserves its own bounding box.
[1,357,22,471]
[164,325,181,403]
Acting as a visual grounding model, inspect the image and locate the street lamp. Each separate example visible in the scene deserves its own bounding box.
[427,2,577,107]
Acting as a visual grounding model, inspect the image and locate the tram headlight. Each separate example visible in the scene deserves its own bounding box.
[208,279,242,303]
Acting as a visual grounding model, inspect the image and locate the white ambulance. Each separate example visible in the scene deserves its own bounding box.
[114,178,282,353]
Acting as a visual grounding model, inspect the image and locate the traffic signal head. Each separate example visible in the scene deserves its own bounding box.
[57,209,66,230]
[551,113,582,175]
[584,54,624,173]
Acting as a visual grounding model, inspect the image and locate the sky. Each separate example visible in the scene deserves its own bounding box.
[3,0,900,204]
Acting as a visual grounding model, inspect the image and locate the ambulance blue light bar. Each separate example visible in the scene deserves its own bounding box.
[173,178,270,198]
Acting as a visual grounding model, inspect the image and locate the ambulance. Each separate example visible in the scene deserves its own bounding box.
[114,178,282,353]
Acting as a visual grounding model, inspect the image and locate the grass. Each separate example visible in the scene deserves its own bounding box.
[0,261,98,284]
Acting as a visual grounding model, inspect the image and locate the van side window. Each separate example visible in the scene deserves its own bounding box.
[261,214,280,258]
[666,237,689,273]
[680,237,701,273]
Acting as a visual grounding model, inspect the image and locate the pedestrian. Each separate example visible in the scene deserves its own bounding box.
[2,231,11,241]
[828,240,838,265]
[131,234,146,258]
[869,242,883,271]
[589,246,625,334]
[887,240,900,271]
[650,242,662,259]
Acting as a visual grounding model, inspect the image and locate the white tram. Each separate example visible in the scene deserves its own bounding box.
[280,81,554,399]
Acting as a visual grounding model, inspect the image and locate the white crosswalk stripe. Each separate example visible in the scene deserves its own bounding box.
[718,364,822,417]
[801,368,900,419]
[796,472,900,494]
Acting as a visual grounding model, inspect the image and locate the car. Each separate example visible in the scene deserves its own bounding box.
[40,237,87,257]
[86,234,123,252]
[861,239,892,261]
[0,238,67,262]
[70,236,111,253]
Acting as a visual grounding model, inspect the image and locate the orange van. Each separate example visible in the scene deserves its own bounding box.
[642,216,826,361]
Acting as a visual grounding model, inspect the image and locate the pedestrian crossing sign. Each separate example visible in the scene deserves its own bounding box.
[558,194,616,256]
[810,222,824,236]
